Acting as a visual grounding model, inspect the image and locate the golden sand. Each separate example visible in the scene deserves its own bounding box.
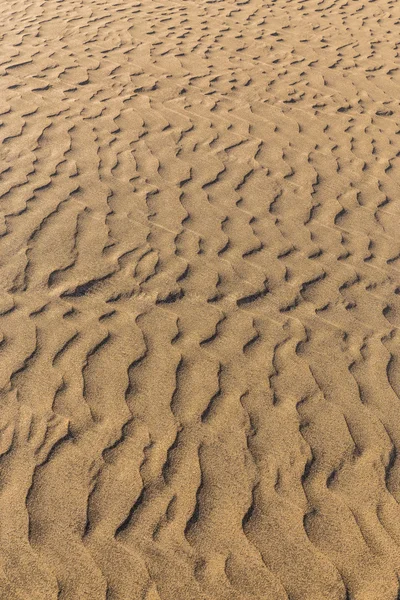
[0,0,400,598]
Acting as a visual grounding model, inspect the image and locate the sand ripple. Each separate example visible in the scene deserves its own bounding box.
[1,0,400,597]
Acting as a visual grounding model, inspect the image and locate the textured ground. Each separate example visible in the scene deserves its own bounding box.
[0,0,400,598]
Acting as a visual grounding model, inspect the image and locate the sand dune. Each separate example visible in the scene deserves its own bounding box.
[0,0,400,597]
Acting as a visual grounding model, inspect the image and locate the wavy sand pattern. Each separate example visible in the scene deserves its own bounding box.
[0,0,400,598]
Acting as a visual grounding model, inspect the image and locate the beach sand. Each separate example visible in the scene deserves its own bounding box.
[1,0,400,598]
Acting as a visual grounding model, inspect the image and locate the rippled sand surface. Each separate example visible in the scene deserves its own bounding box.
[1,0,400,598]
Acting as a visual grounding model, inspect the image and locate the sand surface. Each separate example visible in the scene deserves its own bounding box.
[1,0,400,598]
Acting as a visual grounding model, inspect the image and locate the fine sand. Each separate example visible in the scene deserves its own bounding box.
[1,0,400,598]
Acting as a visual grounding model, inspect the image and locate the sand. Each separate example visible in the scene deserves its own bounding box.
[0,0,400,598]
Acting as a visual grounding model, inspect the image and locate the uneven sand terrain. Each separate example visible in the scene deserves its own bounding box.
[0,0,400,598]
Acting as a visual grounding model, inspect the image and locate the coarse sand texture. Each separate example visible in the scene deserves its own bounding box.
[0,0,400,598]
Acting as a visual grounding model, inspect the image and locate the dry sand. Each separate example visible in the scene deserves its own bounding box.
[0,0,400,598]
